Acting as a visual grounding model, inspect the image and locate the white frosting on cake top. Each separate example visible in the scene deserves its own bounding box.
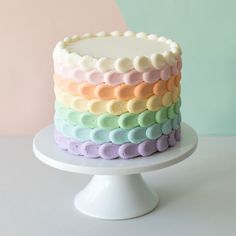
[67,37,170,59]
[53,31,182,73]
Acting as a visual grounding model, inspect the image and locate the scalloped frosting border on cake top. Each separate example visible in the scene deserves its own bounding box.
[52,31,182,73]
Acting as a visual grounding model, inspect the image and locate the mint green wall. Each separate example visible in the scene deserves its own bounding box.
[116,0,236,134]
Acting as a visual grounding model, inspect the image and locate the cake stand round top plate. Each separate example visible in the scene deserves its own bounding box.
[33,123,198,175]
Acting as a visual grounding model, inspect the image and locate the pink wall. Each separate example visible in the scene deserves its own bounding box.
[0,0,127,135]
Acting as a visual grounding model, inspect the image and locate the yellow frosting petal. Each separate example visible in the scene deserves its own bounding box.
[127,98,147,113]
[89,99,107,114]
[146,95,162,111]
[107,100,127,115]
[162,91,173,107]
[71,97,88,111]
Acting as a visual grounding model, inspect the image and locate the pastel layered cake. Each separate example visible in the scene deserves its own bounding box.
[53,31,182,160]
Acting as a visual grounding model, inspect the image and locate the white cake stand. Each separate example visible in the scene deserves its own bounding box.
[33,123,197,220]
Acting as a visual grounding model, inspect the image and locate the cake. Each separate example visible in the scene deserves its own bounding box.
[53,31,182,160]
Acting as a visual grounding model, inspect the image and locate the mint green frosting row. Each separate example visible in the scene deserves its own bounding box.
[54,114,181,144]
[55,99,181,130]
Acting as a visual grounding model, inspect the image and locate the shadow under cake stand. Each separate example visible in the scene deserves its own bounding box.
[33,123,197,220]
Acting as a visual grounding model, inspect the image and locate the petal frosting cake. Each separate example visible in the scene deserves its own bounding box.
[53,31,182,159]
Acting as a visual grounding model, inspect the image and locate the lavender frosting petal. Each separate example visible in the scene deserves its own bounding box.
[68,141,83,155]
[168,130,177,147]
[175,127,181,141]
[156,135,169,152]
[99,143,120,160]
[80,141,100,158]
[138,140,157,157]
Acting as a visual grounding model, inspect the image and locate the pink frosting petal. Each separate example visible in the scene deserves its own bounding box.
[143,69,160,83]
[86,71,103,84]
[160,65,171,80]
[123,70,143,85]
[72,68,85,82]
[104,71,123,86]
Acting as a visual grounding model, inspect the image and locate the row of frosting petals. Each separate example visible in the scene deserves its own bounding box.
[54,74,181,100]
[53,31,182,73]
[54,86,180,115]
[54,59,182,86]
[54,114,181,144]
[54,127,181,159]
[55,99,181,129]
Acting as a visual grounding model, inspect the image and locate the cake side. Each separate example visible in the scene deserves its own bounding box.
[52,31,182,159]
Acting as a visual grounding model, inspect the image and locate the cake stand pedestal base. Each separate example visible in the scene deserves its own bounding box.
[74,174,159,220]
[33,123,197,220]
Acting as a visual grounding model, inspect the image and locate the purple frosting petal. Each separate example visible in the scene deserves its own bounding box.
[68,141,83,155]
[119,143,139,159]
[156,135,169,152]
[80,141,100,158]
[168,131,177,147]
[54,129,180,159]
[138,140,157,156]
[99,143,120,160]
[171,62,179,76]
[54,133,69,150]
[175,127,181,141]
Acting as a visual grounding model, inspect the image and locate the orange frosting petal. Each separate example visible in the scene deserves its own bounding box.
[167,76,176,91]
[175,75,181,86]
[95,84,115,100]
[134,82,154,99]
[114,84,135,100]
[54,75,69,90]
[153,80,167,96]
[66,81,79,95]
[77,83,96,99]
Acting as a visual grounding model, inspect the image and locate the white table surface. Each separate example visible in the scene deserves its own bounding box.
[1,135,236,236]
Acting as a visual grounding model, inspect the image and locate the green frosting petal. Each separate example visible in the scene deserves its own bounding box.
[90,128,110,143]
[97,113,119,129]
[110,129,129,144]
[155,107,168,124]
[167,104,176,119]
[177,113,182,124]
[172,116,180,130]
[161,119,172,134]
[67,111,81,125]
[79,112,97,128]
[138,110,156,127]
[128,127,147,144]
[174,98,181,114]
[62,124,73,137]
[73,127,91,141]
[54,116,63,132]
[60,107,68,120]
[146,124,162,139]
[119,112,138,129]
